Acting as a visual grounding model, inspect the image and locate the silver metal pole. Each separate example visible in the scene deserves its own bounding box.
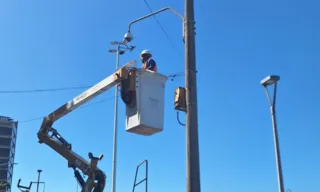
[269,83,285,192]
[36,169,42,192]
[111,44,120,192]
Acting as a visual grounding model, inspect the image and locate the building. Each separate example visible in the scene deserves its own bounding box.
[0,116,18,192]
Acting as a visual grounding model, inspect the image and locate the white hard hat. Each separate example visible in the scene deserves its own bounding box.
[140,49,152,56]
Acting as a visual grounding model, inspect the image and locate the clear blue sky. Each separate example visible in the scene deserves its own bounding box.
[1,0,319,191]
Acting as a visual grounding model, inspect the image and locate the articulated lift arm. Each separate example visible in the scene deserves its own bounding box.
[37,61,137,192]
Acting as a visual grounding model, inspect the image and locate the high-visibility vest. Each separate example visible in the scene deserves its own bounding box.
[142,58,157,73]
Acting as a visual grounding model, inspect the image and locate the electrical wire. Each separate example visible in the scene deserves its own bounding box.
[142,0,182,55]
[0,72,184,94]
[167,71,184,81]
[14,71,185,124]
[19,96,115,124]
[0,86,91,94]
[176,111,186,126]
[19,116,43,123]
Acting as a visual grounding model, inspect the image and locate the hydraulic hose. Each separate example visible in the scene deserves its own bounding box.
[92,171,106,192]
[120,70,136,108]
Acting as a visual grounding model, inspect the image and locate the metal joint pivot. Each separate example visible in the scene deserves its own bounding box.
[50,127,72,150]
[88,152,104,168]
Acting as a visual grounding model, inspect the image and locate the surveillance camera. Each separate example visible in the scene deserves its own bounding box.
[123,32,133,42]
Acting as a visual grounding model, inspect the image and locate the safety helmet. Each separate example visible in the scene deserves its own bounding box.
[140,49,152,57]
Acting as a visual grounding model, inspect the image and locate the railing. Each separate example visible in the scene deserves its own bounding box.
[132,160,148,192]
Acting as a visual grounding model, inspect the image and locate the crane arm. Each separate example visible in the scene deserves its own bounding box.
[37,60,136,192]
[38,60,135,132]
[38,126,106,192]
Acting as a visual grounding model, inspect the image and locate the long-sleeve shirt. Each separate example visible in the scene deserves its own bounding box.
[142,57,157,72]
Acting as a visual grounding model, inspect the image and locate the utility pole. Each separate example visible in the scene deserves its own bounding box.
[184,0,201,191]
[36,169,42,192]
[123,3,200,191]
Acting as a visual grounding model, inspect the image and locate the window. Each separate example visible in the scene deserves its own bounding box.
[0,171,7,181]
[0,128,12,137]
[0,140,11,147]
[0,149,10,157]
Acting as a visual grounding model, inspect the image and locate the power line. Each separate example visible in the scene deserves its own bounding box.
[0,86,91,94]
[19,96,115,123]
[142,0,182,55]
[168,71,184,81]
[0,72,183,94]
[19,116,43,123]
[12,71,185,124]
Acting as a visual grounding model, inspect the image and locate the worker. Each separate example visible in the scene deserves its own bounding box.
[140,49,157,73]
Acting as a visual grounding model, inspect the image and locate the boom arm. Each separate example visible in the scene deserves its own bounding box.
[37,60,136,192]
[38,126,106,192]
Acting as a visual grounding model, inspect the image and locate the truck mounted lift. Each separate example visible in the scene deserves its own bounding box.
[37,60,138,192]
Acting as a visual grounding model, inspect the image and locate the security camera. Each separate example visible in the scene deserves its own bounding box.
[123,32,133,43]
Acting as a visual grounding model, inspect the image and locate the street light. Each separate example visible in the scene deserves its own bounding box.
[261,75,285,192]
[36,169,42,192]
[123,7,184,44]
[108,40,135,192]
[123,4,201,192]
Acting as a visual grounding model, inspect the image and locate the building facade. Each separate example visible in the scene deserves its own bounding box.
[0,116,18,192]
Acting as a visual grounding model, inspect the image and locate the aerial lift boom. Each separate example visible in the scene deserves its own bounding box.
[37,61,137,192]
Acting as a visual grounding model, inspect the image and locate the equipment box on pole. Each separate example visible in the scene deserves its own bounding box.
[125,69,168,136]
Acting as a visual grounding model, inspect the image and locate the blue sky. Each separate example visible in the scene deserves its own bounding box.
[1,0,319,191]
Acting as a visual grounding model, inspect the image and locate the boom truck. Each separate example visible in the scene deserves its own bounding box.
[36,60,168,192]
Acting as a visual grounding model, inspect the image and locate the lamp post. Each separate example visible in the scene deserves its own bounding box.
[36,169,42,192]
[108,40,135,192]
[261,75,285,192]
[122,3,201,192]
[17,170,45,192]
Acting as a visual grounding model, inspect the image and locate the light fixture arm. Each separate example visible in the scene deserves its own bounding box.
[110,41,135,55]
[128,7,184,33]
[263,82,278,114]
[272,83,278,110]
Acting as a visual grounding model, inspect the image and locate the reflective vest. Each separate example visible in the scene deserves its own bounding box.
[142,58,157,73]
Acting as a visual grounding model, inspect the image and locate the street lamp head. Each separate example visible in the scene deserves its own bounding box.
[108,49,117,53]
[260,75,280,86]
[123,32,133,43]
